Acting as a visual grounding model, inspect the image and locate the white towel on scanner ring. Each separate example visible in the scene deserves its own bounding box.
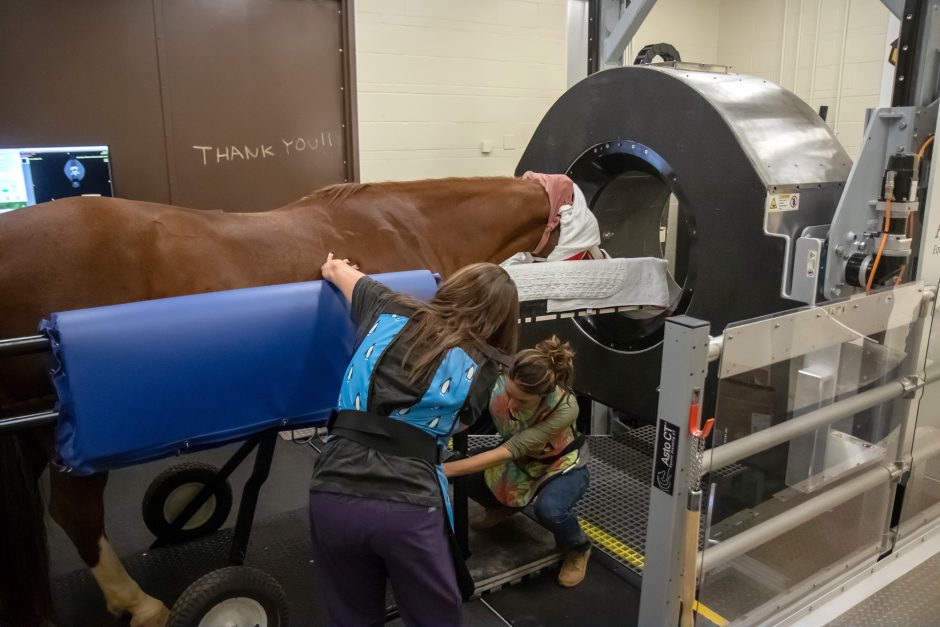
[503,258,670,313]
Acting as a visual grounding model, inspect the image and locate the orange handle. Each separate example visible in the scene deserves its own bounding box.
[688,397,715,438]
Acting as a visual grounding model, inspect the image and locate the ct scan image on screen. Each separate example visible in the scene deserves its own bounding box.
[0,145,113,213]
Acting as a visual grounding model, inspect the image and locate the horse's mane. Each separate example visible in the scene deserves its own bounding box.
[308,182,370,205]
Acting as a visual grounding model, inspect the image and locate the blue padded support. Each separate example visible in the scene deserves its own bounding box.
[41,271,438,475]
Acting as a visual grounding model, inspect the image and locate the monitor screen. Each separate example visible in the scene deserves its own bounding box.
[0,145,113,214]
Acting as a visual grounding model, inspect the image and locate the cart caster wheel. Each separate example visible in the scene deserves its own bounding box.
[168,566,289,627]
[142,461,233,543]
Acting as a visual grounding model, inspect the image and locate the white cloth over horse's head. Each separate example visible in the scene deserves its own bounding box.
[545,184,602,262]
[506,175,602,263]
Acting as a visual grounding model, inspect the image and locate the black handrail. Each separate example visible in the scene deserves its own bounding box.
[0,335,51,358]
[0,410,59,435]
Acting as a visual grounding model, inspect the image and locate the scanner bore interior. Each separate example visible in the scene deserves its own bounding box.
[567,141,695,352]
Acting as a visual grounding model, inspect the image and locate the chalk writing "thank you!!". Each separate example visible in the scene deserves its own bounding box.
[193,132,335,165]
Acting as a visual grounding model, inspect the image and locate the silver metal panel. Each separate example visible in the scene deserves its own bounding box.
[785,348,839,491]
[788,429,887,494]
[917,122,940,286]
[650,66,853,188]
[638,317,710,626]
[719,281,925,379]
[823,107,920,299]
[913,1,940,108]
[566,0,589,89]
[791,236,826,305]
[657,61,731,74]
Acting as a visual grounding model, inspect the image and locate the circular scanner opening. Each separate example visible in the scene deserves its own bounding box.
[568,146,694,352]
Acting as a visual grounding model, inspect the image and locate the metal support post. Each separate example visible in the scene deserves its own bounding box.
[230,430,278,565]
[638,316,710,626]
[453,431,470,558]
[600,0,657,66]
[881,0,903,19]
[588,0,658,74]
[591,400,612,435]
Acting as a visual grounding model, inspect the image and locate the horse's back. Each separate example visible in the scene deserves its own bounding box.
[0,197,244,334]
[0,177,550,405]
[0,197,258,406]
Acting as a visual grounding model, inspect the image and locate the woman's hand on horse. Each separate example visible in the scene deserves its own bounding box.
[321,251,358,277]
[322,252,364,302]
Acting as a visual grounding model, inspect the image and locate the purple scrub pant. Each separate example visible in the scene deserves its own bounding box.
[309,491,462,627]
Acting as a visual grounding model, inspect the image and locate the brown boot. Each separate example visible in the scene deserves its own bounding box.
[470,506,515,531]
[558,546,591,587]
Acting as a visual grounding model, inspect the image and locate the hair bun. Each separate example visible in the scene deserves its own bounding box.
[535,335,575,387]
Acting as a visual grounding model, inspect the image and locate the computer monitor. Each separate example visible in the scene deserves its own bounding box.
[0,145,113,214]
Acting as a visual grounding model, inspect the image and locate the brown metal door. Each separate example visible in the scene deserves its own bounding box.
[0,0,357,210]
[156,0,356,211]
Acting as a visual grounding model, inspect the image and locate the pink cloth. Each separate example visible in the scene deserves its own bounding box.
[522,171,574,211]
[522,171,575,255]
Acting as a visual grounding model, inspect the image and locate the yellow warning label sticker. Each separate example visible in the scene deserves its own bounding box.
[766,191,800,213]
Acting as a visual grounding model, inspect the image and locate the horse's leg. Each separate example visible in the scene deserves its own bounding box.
[0,430,53,627]
[49,471,170,627]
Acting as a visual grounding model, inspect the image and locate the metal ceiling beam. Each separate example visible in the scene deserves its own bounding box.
[881,0,904,20]
[601,0,658,66]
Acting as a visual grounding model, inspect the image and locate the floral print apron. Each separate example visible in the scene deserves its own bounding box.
[484,377,580,508]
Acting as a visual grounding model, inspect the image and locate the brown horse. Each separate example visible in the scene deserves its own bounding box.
[0,176,556,626]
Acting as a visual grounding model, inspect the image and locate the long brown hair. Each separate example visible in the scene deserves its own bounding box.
[397,263,519,385]
[509,335,575,396]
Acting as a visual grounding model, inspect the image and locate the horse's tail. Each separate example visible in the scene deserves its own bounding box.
[0,432,52,627]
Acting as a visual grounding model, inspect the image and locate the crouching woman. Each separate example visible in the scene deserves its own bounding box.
[443,337,592,587]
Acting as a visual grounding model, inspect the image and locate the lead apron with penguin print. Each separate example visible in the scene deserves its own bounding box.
[334,312,479,596]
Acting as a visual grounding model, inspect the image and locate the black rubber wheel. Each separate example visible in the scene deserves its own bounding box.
[142,461,233,543]
[167,566,289,627]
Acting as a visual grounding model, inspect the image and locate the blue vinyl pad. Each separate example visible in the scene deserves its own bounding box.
[41,272,438,475]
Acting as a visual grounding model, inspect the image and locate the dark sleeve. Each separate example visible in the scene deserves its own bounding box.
[457,358,500,426]
[349,277,396,336]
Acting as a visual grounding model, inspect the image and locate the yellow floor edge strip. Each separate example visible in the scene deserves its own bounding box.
[579,517,645,570]
[693,600,729,626]
[578,517,728,626]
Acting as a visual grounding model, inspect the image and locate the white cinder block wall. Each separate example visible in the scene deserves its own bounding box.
[714,0,892,159]
[354,0,568,182]
[354,0,895,182]
[629,0,720,66]
[628,0,893,159]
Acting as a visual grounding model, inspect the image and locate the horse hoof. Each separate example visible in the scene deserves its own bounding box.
[130,600,170,627]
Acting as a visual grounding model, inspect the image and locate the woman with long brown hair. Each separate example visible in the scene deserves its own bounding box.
[444,337,592,588]
[309,254,519,627]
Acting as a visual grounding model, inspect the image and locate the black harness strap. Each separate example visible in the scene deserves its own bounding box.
[329,409,441,464]
[535,433,586,465]
[476,344,512,369]
[329,409,475,598]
